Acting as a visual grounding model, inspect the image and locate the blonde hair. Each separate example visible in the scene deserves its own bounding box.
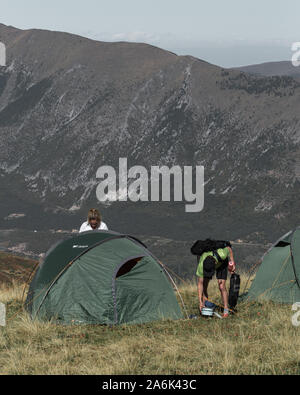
[87,208,101,226]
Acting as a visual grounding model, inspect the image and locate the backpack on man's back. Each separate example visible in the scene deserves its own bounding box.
[191,239,232,256]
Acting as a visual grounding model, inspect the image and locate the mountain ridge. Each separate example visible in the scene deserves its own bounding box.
[234,60,300,78]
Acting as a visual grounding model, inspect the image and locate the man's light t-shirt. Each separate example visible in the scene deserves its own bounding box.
[79,221,108,233]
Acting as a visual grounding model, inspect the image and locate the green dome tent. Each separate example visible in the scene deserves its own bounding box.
[25,231,183,325]
[245,227,300,303]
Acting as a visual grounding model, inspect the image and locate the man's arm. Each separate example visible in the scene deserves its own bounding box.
[227,246,234,261]
[227,246,236,272]
[197,277,204,311]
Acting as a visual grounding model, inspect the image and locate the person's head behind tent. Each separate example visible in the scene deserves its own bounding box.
[79,208,108,233]
[87,208,101,230]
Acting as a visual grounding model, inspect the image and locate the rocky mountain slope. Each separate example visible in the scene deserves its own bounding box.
[0,24,299,243]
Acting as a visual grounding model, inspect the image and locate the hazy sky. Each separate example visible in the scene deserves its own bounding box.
[1,0,299,67]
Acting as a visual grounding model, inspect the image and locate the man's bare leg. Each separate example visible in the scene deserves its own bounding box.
[198,277,211,311]
[203,277,210,304]
[218,279,229,311]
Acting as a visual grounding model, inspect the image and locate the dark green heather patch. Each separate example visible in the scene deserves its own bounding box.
[0,77,52,126]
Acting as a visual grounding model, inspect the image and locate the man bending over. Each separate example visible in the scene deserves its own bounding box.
[196,244,235,318]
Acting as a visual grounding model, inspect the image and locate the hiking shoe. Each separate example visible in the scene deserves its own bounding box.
[223,312,229,318]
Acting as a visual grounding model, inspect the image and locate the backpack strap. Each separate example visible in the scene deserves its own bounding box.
[212,250,223,262]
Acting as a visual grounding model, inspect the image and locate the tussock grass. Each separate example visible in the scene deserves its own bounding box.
[0,275,299,375]
[0,281,24,303]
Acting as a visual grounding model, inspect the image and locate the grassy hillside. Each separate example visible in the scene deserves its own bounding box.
[0,252,37,284]
[0,278,299,375]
